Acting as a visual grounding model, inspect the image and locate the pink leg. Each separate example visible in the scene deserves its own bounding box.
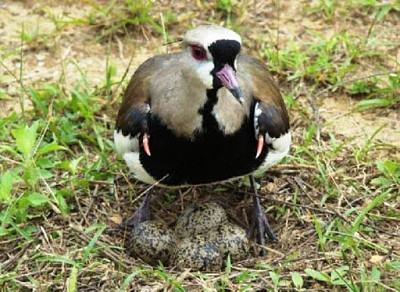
[255,135,264,158]
[143,133,151,156]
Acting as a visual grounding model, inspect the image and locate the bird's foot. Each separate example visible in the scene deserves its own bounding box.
[247,175,277,256]
[247,206,277,240]
[247,205,278,256]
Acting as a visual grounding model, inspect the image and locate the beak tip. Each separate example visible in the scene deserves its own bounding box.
[230,87,244,103]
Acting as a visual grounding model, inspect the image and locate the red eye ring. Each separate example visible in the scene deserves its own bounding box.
[191,45,207,61]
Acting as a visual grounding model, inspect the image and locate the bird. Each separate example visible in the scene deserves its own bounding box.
[114,25,291,254]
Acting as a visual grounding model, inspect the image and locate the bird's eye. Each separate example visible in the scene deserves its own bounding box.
[191,45,206,61]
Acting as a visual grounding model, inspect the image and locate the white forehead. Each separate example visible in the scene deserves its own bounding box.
[183,25,242,49]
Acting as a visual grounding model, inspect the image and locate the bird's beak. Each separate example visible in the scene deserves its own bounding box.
[216,64,244,103]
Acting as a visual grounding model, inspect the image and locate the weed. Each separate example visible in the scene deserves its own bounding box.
[84,0,176,41]
[353,72,400,111]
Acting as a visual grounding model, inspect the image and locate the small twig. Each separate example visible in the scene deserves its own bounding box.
[160,12,168,54]
[83,185,97,220]
[272,163,319,171]
[162,38,183,46]
[178,187,195,211]
[0,59,32,102]
[75,194,89,226]
[258,244,285,257]
[130,174,169,206]
[115,35,125,60]
[40,226,55,254]
[307,88,322,144]
[292,177,321,207]
[0,154,22,165]
[340,71,399,86]
[89,180,114,185]
[264,196,337,216]
[109,51,135,106]
[293,176,325,197]
[353,172,380,181]
[19,23,26,121]
[315,71,399,98]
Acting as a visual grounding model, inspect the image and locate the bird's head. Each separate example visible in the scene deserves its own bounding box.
[182,25,243,103]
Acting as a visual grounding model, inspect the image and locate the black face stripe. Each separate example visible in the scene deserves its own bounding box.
[208,39,241,68]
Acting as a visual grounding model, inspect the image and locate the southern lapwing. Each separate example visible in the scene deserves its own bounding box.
[114,25,291,254]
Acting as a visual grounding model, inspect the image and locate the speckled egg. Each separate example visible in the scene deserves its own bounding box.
[209,222,249,261]
[171,235,223,271]
[175,202,228,238]
[127,221,175,265]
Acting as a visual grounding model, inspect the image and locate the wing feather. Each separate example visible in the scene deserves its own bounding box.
[238,53,290,138]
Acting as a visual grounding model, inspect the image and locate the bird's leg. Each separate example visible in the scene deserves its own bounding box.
[121,192,151,229]
[247,175,277,255]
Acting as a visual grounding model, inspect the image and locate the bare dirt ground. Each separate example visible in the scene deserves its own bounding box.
[0,0,399,291]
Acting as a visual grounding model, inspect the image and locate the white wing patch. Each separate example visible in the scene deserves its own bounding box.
[260,132,291,169]
[122,152,157,185]
[114,130,157,184]
[253,102,291,169]
[253,102,262,137]
[114,130,139,155]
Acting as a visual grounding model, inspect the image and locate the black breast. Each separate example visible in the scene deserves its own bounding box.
[139,91,268,186]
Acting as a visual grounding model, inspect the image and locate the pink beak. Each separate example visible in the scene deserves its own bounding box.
[216,64,243,102]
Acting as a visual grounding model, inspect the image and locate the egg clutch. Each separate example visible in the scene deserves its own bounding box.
[125,202,249,271]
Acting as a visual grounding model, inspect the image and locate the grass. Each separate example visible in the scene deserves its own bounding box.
[0,0,399,291]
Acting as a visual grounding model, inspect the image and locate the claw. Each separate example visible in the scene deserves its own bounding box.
[143,133,151,156]
[255,135,264,159]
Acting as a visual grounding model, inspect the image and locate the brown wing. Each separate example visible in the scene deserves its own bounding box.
[238,53,290,138]
[116,54,175,137]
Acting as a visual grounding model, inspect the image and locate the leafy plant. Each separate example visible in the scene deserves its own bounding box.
[85,0,171,41]
[291,272,304,290]
[354,73,400,111]
[371,160,400,187]
[269,271,291,288]
[0,121,67,233]
[305,266,350,286]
